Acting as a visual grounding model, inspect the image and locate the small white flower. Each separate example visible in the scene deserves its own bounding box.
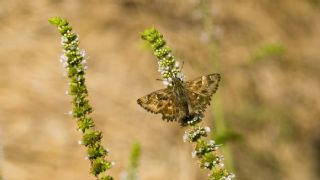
[68,111,73,115]
[220,156,224,161]
[158,66,164,72]
[222,174,235,180]
[204,126,211,133]
[80,49,86,58]
[163,80,170,86]
[111,161,116,167]
[208,140,215,145]
[70,45,76,50]
[204,162,210,168]
[81,59,87,65]
[182,133,188,142]
[78,140,82,145]
[175,61,180,68]
[65,90,69,95]
[60,54,68,63]
[60,36,68,45]
[62,62,68,68]
[191,151,197,158]
[230,174,236,178]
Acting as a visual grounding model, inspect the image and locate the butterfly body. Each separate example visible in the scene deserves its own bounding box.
[170,77,194,121]
[137,74,221,126]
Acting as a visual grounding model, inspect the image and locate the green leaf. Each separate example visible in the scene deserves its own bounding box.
[48,17,63,26]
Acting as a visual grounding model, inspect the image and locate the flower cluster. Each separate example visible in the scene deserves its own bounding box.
[183,125,235,180]
[193,140,220,158]
[49,17,113,180]
[183,126,210,142]
[141,28,184,86]
[142,28,234,180]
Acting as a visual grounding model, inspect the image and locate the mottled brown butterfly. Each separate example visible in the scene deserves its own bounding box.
[137,74,221,126]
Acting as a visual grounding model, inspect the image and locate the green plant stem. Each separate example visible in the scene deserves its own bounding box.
[199,0,235,173]
[49,17,113,180]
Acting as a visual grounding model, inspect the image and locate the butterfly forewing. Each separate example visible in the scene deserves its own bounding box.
[137,88,180,121]
[185,74,221,113]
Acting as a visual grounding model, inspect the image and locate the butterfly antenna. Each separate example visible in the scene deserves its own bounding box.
[180,61,184,71]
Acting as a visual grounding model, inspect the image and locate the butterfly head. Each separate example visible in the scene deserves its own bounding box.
[170,76,184,86]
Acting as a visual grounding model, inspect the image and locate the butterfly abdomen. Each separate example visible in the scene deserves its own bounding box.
[172,78,191,114]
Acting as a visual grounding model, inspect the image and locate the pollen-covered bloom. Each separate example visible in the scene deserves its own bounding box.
[183,124,234,180]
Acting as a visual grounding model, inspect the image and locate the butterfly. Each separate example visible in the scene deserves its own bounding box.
[137,73,221,126]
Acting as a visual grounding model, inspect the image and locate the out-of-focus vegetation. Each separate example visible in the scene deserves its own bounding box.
[124,143,141,180]
[0,0,319,180]
[250,43,286,63]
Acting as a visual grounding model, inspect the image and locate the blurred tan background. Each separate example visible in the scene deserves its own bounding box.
[0,0,320,179]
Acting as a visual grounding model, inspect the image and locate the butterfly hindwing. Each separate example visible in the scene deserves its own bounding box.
[185,73,221,112]
[137,88,179,121]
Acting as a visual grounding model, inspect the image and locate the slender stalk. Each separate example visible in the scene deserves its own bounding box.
[198,0,235,172]
[49,17,114,180]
